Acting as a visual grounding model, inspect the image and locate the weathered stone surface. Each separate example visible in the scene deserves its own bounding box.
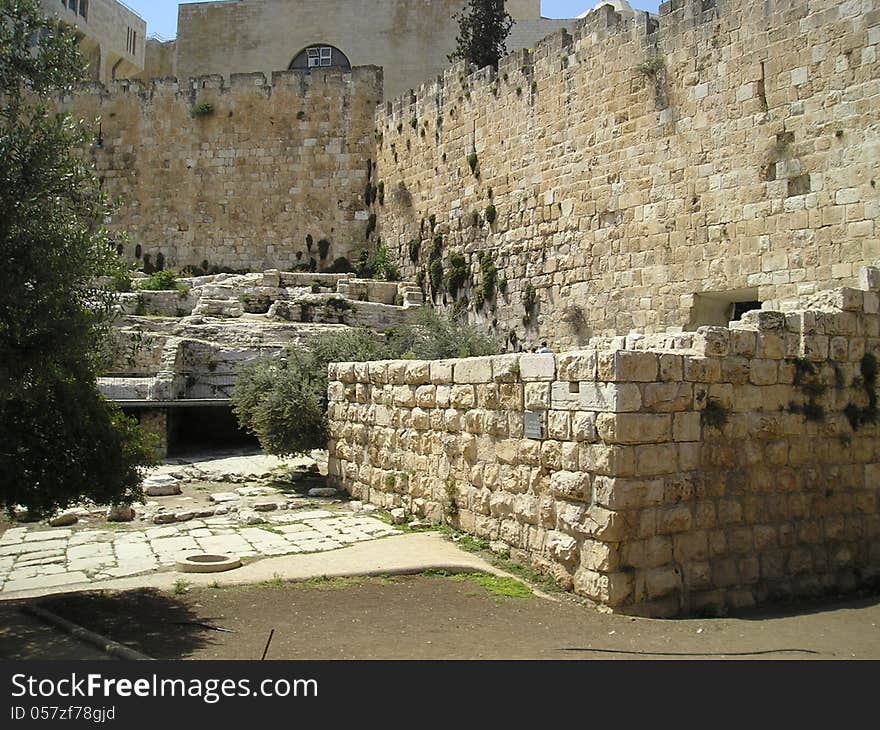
[308,488,338,498]
[107,506,135,522]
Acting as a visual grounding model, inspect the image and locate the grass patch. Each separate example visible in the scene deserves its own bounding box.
[421,570,532,599]
[172,579,191,595]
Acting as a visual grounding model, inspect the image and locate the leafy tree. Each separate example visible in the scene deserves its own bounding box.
[0,0,155,517]
[233,310,500,456]
[448,0,514,70]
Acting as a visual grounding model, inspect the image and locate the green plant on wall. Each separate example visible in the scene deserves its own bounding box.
[522,283,537,326]
[485,203,497,225]
[408,239,421,263]
[191,101,214,118]
[844,353,879,430]
[445,252,469,298]
[467,151,479,177]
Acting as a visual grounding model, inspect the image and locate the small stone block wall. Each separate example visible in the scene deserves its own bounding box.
[328,285,880,616]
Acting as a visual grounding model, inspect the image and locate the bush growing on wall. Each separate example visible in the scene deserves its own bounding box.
[232,309,499,456]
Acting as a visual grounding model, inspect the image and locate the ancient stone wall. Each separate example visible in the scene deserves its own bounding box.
[59,68,382,271]
[328,278,880,616]
[373,0,880,348]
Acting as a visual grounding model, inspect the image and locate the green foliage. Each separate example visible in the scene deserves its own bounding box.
[317,238,331,260]
[377,181,385,205]
[447,0,514,70]
[140,269,180,291]
[385,307,500,362]
[356,242,400,281]
[467,151,479,177]
[445,252,470,298]
[366,213,377,239]
[0,0,154,517]
[408,239,421,263]
[477,251,497,304]
[844,353,879,430]
[234,312,499,456]
[522,283,538,326]
[701,398,729,429]
[485,203,497,225]
[191,101,214,117]
[636,57,665,77]
[325,256,354,274]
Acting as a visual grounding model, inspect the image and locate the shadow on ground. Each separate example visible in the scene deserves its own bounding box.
[29,589,221,659]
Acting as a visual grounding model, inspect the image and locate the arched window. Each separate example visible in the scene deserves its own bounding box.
[289,44,351,72]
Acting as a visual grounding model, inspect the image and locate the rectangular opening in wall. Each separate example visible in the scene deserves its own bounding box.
[687,289,762,329]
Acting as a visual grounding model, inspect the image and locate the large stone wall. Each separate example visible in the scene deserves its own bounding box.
[328,277,880,616]
[60,68,382,271]
[374,0,880,348]
[174,0,573,100]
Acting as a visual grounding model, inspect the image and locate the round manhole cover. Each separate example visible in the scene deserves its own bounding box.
[175,554,242,573]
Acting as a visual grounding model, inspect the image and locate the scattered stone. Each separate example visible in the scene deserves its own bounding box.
[143,474,182,497]
[107,505,135,522]
[390,508,407,525]
[348,501,364,512]
[49,512,79,527]
[361,504,379,514]
[153,513,177,525]
[253,502,279,512]
[209,493,240,503]
[174,511,197,522]
[407,520,432,530]
[13,506,37,523]
[237,509,266,525]
[307,487,338,498]
[214,506,230,515]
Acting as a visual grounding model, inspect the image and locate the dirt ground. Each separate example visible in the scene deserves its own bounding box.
[6,574,880,660]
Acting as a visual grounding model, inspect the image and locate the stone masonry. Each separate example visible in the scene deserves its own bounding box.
[328,275,880,616]
[374,0,880,347]
[59,68,383,271]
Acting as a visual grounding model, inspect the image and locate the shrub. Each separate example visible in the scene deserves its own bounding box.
[140,270,180,291]
[467,152,479,176]
[325,256,354,274]
[191,101,214,117]
[317,239,331,260]
[408,239,421,263]
[233,313,499,456]
[445,252,469,298]
[485,204,497,225]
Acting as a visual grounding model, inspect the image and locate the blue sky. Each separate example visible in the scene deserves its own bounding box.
[125,1,661,41]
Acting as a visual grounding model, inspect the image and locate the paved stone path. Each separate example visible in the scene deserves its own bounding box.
[0,510,399,595]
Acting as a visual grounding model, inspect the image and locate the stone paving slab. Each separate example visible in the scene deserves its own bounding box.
[0,510,400,595]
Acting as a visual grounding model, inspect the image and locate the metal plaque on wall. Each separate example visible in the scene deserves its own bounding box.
[524,410,544,440]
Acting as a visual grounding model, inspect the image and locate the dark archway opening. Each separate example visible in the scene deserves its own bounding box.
[168,406,259,457]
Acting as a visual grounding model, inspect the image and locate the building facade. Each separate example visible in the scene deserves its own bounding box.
[165,0,580,98]
[40,0,146,84]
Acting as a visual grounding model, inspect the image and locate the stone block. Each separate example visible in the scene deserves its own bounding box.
[592,476,664,510]
[596,413,672,444]
[546,530,579,566]
[492,354,521,382]
[597,350,659,382]
[524,382,551,410]
[571,412,597,441]
[642,382,693,412]
[404,362,430,385]
[454,358,493,384]
[579,382,642,412]
[573,568,633,607]
[580,539,620,572]
[673,412,701,442]
[859,266,880,292]
[557,351,597,381]
[549,471,590,501]
[519,354,556,381]
[430,360,454,384]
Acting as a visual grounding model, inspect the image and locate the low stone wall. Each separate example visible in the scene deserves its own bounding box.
[328,282,880,616]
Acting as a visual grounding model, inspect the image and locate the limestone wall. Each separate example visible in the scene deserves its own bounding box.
[59,68,382,271]
[328,280,880,616]
[373,0,880,347]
